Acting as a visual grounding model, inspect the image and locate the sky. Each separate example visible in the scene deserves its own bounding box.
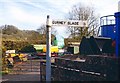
[0,0,120,38]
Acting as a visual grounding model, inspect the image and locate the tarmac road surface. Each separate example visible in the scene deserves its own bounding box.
[2,59,41,82]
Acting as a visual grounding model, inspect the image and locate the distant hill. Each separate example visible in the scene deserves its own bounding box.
[1,25,55,43]
[1,25,55,51]
[2,25,40,41]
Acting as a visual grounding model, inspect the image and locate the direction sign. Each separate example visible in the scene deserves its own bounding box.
[51,20,88,27]
[46,15,88,81]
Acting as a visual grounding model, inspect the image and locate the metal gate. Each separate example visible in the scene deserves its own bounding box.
[10,59,40,75]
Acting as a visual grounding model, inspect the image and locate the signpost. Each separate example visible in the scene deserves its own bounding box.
[46,15,51,81]
[46,15,88,81]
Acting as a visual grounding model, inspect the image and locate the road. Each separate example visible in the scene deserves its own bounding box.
[2,59,41,82]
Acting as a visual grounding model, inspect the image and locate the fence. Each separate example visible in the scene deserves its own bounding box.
[40,55,119,81]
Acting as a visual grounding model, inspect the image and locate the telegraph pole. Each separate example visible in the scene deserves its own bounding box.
[46,15,51,81]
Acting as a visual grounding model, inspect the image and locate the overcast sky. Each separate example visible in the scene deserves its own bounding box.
[0,0,119,38]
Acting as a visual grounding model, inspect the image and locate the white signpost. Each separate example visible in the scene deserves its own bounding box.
[46,15,88,81]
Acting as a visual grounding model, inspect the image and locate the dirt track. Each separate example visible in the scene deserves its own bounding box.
[2,59,41,82]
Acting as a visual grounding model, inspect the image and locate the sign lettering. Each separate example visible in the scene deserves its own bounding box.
[51,20,88,27]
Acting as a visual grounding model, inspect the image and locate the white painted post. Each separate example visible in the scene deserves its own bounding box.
[46,15,51,81]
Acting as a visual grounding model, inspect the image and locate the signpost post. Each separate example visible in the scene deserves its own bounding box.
[46,15,51,81]
[46,15,88,81]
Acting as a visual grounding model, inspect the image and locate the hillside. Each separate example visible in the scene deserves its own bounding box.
[2,25,41,41]
[1,25,55,51]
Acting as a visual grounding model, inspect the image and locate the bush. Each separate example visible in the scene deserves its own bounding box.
[19,45,36,53]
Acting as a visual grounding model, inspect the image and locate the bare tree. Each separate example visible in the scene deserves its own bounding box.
[37,24,57,35]
[37,24,46,34]
[67,3,99,40]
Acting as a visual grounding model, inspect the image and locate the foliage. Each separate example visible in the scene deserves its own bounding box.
[1,25,41,41]
[1,24,55,51]
[1,46,9,74]
[2,40,30,51]
[19,45,36,53]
